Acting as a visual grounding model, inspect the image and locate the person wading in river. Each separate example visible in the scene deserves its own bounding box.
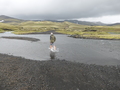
[49,32,56,51]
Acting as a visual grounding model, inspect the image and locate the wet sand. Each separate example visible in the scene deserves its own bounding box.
[0,53,120,90]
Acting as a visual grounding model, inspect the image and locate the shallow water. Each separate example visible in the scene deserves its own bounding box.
[0,32,120,65]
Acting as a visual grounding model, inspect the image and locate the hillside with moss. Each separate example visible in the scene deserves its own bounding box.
[0,22,19,33]
[0,15,120,39]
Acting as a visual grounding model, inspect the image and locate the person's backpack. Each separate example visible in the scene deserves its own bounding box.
[54,36,56,42]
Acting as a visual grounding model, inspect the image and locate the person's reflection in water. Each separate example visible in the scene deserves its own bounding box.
[50,51,56,59]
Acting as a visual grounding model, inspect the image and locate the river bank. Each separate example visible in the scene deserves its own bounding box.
[0,53,120,90]
[68,34,120,40]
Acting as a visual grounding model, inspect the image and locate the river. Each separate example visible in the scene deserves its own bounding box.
[0,32,120,65]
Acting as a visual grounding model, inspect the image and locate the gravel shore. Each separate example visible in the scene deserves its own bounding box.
[0,53,120,90]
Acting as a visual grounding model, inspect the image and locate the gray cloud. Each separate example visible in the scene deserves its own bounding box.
[0,0,120,20]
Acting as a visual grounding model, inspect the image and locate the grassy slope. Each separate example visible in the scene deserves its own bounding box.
[13,21,63,34]
[0,23,19,32]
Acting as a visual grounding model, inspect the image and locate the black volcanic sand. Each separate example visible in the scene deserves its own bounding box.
[0,53,120,90]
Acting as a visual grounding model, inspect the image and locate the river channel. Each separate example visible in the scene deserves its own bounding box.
[0,32,120,65]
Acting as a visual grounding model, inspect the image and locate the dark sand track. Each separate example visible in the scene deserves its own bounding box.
[0,53,120,90]
[1,36,40,42]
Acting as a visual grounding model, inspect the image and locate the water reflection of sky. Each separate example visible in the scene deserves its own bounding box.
[0,32,120,65]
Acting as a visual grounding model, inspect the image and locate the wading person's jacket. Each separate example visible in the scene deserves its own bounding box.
[50,35,56,43]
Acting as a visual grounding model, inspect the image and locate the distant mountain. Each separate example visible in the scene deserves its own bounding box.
[107,23,120,26]
[45,20,106,26]
[0,15,12,20]
[0,15,118,26]
[64,20,106,26]
[0,15,25,23]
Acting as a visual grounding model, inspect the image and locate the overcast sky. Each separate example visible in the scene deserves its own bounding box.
[0,0,120,24]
